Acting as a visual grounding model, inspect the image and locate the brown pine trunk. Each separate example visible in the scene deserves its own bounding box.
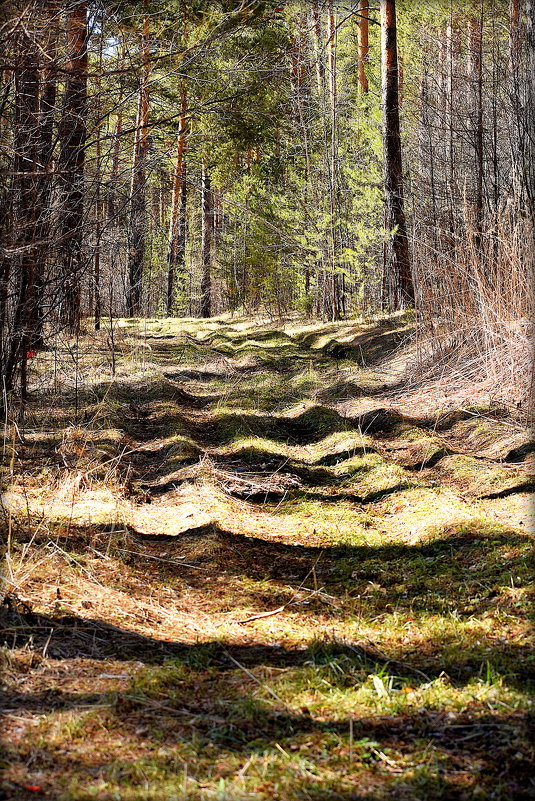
[127,13,150,317]
[200,166,212,319]
[4,34,40,394]
[166,86,188,316]
[357,0,369,93]
[380,0,414,309]
[59,1,88,334]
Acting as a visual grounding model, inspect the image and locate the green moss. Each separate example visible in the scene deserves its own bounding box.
[166,436,203,465]
[438,454,534,496]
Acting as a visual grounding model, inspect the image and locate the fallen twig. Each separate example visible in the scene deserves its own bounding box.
[236,605,286,624]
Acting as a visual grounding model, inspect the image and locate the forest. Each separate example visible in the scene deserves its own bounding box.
[0,1,534,799]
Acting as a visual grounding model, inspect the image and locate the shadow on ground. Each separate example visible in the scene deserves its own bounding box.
[1,655,533,800]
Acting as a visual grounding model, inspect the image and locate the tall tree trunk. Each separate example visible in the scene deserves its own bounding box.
[59,1,88,334]
[126,13,150,317]
[380,0,414,309]
[200,165,212,318]
[93,23,105,331]
[107,116,123,224]
[107,40,126,225]
[357,0,369,93]
[4,33,40,394]
[166,85,188,315]
[0,64,12,365]
[328,0,341,320]
[291,11,313,305]
[523,0,535,211]
[32,3,58,349]
[420,70,438,254]
[446,8,455,234]
[468,5,484,241]
[312,0,325,95]
[509,0,521,201]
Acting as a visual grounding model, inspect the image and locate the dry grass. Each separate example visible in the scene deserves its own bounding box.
[414,214,535,421]
[1,315,533,800]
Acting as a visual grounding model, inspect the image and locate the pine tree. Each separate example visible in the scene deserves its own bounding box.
[58,1,88,333]
[380,0,414,309]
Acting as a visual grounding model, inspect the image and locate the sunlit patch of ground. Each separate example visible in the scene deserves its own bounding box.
[1,314,533,800]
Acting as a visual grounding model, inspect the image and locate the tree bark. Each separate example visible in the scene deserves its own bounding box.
[31,2,58,349]
[468,6,484,241]
[380,0,414,309]
[328,0,341,320]
[58,1,88,334]
[126,13,150,317]
[93,23,106,331]
[524,0,535,211]
[200,165,212,318]
[166,86,188,315]
[107,40,126,225]
[4,31,40,394]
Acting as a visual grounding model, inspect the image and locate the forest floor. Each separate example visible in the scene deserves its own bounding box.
[1,313,534,801]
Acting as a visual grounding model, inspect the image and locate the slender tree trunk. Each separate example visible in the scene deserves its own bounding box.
[58,1,88,334]
[127,13,150,317]
[420,71,438,254]
[108,111,123,224]
[32,4,58,348]
[312,0,325,95]
[0,65,12,357]
[311,2,329,312]
[380,0,414,309]
[200,165,212,318]
[166,86,188,315]
[507,5,520,190]
[107,40,126,224]
[328,0,341,320]
[93,26,105,331]
[291,12,313,305]
[522,0,535,212]
[357,0,369,93]
[468,6,484,241]
[4,35,40,394]
[446,8,455,234]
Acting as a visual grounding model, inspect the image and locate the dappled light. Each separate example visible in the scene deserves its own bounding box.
[1,0,534,797]
[2,317,533,800]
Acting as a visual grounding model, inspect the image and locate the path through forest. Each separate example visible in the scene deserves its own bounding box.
[1,315,534,800]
